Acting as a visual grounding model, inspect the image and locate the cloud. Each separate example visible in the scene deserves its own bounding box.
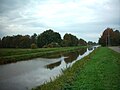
[0,0,120,42]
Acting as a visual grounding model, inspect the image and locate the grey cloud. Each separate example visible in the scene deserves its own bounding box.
[86,0,120,25]
[0,0,30,13]
[29,22,48,28]
[0,0,120,42]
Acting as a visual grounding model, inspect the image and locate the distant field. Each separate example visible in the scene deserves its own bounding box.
[0,46,86,65]
[33,47,120,90]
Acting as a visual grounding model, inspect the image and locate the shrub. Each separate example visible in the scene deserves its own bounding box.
[43,42,60,48]
[31,43,37,49]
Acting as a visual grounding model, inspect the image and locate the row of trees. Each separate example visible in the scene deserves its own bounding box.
[99,28,120,46]
[0,29,88,48]
[0,34,37,48]
[35,29,88,48]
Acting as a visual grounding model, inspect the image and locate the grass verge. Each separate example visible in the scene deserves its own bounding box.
[33,47,120,90]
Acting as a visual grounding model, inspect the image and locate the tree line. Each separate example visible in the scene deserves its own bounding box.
[99,28,120,46]
[0,34,37,48]
[0,29,89,48]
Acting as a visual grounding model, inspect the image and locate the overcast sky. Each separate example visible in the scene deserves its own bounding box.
[0,0,120,42]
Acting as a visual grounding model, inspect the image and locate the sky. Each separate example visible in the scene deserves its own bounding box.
[0,0,120,42]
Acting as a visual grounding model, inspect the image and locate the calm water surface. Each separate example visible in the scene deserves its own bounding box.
[0,46,96,90]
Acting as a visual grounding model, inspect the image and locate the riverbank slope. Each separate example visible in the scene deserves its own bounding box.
[33,47,120,90]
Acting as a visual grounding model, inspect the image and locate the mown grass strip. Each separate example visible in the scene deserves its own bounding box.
[0,48,61,57]
[33,47,120,90]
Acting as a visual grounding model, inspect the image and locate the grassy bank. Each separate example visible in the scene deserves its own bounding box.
[0,46,86,65]
[33,47,120,90]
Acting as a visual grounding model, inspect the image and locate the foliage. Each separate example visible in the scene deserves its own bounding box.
[0,38,2,48]
[20,35,31,48]
[61,33,78,47]
[0,29,86,48]
[1,34,37,48]
[87,41,97,46]
[99,28,120,46]
[43,42,60,48]
[78,38,87,46]
[37,29,62,48]
[31,43,37,49]
[33,47,120,90]
[31,33,37,44]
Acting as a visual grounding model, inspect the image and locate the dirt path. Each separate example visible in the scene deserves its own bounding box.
[109,46,120,53]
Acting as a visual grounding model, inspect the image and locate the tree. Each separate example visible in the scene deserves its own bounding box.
[31,43,37,49]
[61,33,78,47]
[88,41,97,46]
[112,30,120,46]
[31,33,37,44]
[19,35,31,48]
[12,35,23,48]
[1,35,31,48]
[78,38,87,46]
[0,38,2,48]
[37,29,62,48]
[2,36,13,48]
[99,28,120,46]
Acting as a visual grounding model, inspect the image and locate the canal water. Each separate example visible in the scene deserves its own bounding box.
[0,46,96,90]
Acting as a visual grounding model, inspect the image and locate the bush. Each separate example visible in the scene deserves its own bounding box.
[31,43,37,49]
[43,42,60,48]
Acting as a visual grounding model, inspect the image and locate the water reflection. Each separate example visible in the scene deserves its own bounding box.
[78,48,87,55]
[0,47,96,90]
[88,46,93,51]
[64,51,79,64]
[45,60,61,70]
[45,48,87,69]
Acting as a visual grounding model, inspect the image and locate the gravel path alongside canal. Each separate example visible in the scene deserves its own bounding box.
[109,46,120,53]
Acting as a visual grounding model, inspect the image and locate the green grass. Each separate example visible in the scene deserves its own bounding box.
[0,46,86,64]
[33,47,120,90]
[0,48,58,57]
[71,47,120,90]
